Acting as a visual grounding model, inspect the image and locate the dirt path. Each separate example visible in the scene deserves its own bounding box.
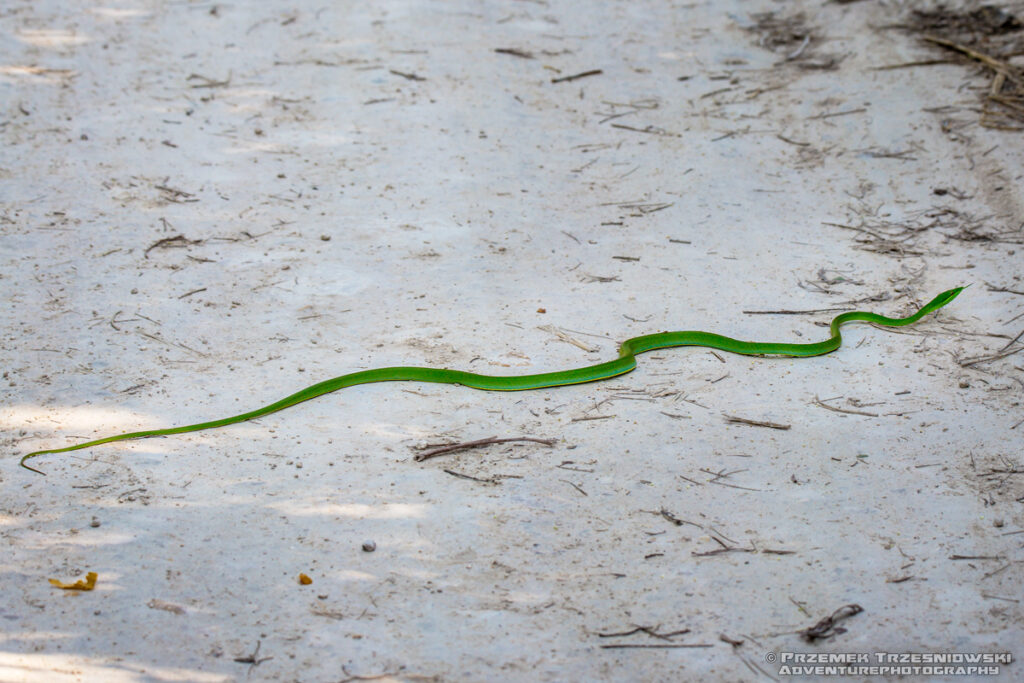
[2,1,1021,680]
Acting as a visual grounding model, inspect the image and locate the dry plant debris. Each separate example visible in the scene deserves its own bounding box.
[911,5,1022,36]
[799,604,864,642]
[903,4,1024,129]
[825,206,1023,258]
[746,11,844,69]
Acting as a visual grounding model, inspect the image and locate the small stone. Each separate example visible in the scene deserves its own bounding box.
[89,516,101,528]
[362,541,376,552]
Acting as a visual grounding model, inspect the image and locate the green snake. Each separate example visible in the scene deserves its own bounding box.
[19,286,964,475]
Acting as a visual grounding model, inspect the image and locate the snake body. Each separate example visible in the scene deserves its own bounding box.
[19,286,964,474]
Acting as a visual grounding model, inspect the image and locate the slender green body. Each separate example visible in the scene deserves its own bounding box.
[18,287,964,474]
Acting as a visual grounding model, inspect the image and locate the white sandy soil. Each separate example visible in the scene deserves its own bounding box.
[2,1,1022,681]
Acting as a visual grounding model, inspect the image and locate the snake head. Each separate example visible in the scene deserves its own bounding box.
[930,285,968,311]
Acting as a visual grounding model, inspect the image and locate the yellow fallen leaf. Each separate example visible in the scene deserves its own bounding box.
[298,573,312,585]
[49,572,98,591]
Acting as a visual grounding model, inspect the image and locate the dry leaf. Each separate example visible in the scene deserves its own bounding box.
[49,572,98,591]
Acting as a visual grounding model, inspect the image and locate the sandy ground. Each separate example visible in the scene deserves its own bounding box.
[2,1,1023,681]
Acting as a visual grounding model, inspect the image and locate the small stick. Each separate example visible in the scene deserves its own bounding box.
[144,234,200,258]
[611,123,674,136]
[494,47,534,59]
[983,563,1014,579]
[743,307,847,315]
[921,35,1022,85]
[551,69,602,83]
[701,87,733,99]
[807,108,867,120]
[813,396,879,417]
[872,59,953,70]
[414,436,555,462]
[597,626,690,639]
[724,415,791,430]
[704,475,761,491]
[776,134,811,146]
[959,346,1024,367]
[539,325,598,352]
[986,285,1024,296]
[561,480,588,496]
[154,185,194,198]
[790,597,811,617]
[597,627,645,638]
[188,73,231,89]
[389,69,425,81]
[692,545,756,557]
[997,328,1024,352]
[443,469,498,485]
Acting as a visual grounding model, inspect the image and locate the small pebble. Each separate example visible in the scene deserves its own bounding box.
[90,517,101,528]
[362,541,376,553]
